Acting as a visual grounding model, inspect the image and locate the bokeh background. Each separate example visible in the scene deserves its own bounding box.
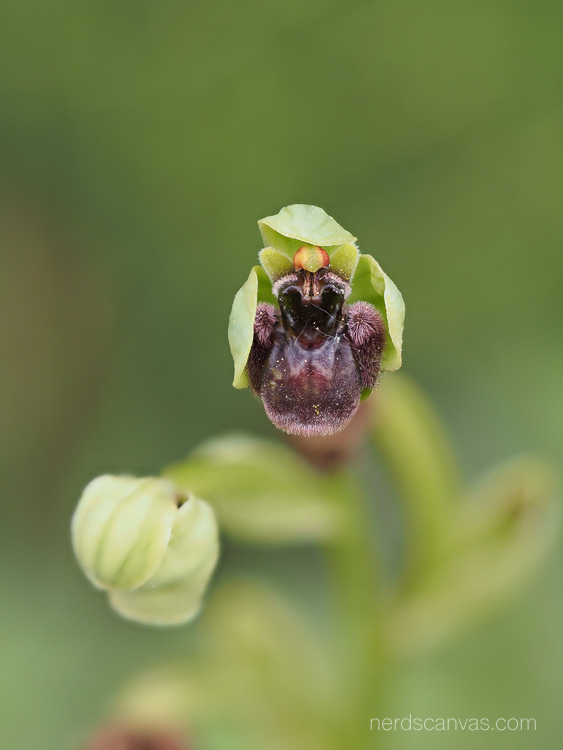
[1,1,562,748]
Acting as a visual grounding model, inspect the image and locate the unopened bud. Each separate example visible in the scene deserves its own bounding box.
[71,476,219,625]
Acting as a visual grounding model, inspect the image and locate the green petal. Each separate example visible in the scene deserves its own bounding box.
[164,434,343,545]
[348,253,405,373]
[258,204,356,259]
[259,247,293,282]
[329,243,359,282]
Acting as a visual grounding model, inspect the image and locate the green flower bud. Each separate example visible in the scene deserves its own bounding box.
[228,204,405,436]
[71,475,219,626]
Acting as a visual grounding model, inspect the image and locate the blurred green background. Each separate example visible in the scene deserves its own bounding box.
[1,1,562,748]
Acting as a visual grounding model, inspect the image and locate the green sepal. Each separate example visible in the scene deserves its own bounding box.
[228,265,275,389]
[348,253,405,373]
[258,204,356,260]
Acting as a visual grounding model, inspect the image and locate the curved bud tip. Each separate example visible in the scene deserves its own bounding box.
[293,245,330,273]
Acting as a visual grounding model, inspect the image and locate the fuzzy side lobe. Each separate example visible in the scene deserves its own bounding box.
[246,302,277,393]
[347,301,386,389]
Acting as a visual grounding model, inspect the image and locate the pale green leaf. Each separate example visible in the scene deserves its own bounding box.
[386,457,559,658]
[164,434,343,544]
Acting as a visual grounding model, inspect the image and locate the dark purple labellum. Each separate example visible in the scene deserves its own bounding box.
[247,265,385,436]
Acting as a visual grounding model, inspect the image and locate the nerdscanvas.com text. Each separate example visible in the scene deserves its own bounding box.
[370,716,536,732]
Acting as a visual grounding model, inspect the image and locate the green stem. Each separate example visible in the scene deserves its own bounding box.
[312,374,463,745]
[371,374,463,587]
[322,471,387,748]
